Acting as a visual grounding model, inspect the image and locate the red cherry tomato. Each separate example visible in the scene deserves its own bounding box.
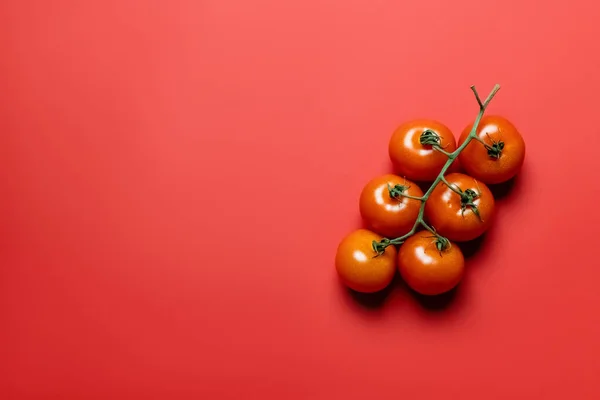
[359,174,423,238]
[458,115,525,184]
[398,230,465,296]
[424,173,495,242]
[335,229,397,293]
[388,119,457,182]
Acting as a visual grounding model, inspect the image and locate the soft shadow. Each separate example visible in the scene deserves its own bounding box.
[414,180,433,193]
[489,176,518,200]
[343,274,400,310]
[447,158,463,175]
[459,233,487,259]
[410,286,459,312]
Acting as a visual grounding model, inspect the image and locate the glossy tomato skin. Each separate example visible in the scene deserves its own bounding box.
[389,119,457,182]
[398,231,465,295]
[335,229,396,293]
[425,173,495,242]
[359,174,423,238]
[458,115,525,184]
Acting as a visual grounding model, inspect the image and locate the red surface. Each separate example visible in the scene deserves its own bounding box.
[1,0,600,398]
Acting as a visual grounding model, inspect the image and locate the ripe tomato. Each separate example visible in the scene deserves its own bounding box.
[359,174,423,238]
[457,115,525,184]
[388,119,457,182]
[424,173,495,242]
[335,229,397,293]
[398,230,464,295]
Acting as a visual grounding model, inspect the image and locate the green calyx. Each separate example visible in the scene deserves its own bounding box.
[442,178,482,220]
[460,188,481,219]
[387,183,408,199]
[421,129,452,156]
[372,238,391,256]
[419,129,442,146]
[387,183,423,202]
[477,133,505,159]
[434,235,450,253]
[486,140,505,159]
[372,237,404,257]
[423,231,451,253]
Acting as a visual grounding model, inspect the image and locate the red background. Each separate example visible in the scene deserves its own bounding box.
[1,0,600,399]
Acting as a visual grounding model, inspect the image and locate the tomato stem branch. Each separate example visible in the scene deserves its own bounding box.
[433,146,452,157]
[419,220,436,234]
[473,88,484,109]
[373,84,501,253]
[402,194,424,201]
[474,136,487,145]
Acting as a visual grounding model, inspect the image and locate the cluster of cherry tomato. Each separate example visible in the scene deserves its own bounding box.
[335,87,525,297]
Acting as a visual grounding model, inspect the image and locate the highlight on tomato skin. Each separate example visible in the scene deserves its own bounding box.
[457,115,526,185]
[359,174,423,238]
[397,230,465,296]
[424,173,495,242]
[388,119,457,182]
[335,229,397,294]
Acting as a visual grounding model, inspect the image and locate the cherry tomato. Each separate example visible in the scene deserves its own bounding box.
[388,119,457,182]
[398,230,464,296]
[424,173,495,242]
[457,115,525,184]
[359,174,423,238]
[335,229,397,293]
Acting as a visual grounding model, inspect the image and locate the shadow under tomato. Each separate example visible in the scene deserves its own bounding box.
[458,233,487,259]
[488,176,518,200]
[343,274,400,310]
[409,285,459,312]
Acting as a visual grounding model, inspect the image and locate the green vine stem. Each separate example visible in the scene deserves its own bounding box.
[372,84,501,255]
